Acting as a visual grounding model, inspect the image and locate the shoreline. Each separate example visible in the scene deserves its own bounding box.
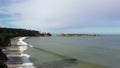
[3,37,34,68]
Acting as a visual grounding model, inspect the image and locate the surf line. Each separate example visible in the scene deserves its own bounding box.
[17,37,35,68]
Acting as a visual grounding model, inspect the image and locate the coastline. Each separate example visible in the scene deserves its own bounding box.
[3,37,34,68]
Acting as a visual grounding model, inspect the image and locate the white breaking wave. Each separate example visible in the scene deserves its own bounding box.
[16,37,35,68]
[28,44,34,48]
[17,37,27,52]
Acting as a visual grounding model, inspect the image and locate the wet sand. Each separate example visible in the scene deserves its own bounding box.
[2,37,34,68]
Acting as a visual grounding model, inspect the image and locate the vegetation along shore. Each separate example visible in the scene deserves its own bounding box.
[0,27,51,68]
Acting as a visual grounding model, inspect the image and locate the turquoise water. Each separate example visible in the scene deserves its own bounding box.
[24,36,120,68]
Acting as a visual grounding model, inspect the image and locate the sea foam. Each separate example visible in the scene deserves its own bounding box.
[16,37,35,68]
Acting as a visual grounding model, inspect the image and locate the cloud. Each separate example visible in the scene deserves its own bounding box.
[0,0,120,33]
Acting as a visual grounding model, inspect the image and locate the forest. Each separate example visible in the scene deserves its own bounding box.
[0,27,51,47]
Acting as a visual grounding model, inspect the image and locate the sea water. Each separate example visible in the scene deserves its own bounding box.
[24,35,120,68]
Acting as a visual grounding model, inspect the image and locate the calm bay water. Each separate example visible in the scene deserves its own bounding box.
[24,35,120,68]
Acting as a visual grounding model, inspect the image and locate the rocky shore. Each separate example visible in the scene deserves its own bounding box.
[2,37,34,68]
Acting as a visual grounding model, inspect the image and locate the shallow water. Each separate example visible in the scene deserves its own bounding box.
[24,35,120,68]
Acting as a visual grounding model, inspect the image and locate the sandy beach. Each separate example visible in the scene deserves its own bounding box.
[2,37,34,68]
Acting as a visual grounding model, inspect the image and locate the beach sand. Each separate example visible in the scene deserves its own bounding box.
[2,37,34,68]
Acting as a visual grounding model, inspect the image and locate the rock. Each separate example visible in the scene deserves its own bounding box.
[0,61,8,68]
[0,49,8,62]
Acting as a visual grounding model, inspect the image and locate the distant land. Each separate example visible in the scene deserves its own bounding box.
[59,34,97,36]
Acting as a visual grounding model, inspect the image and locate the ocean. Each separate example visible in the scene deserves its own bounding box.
[24,35,120,68]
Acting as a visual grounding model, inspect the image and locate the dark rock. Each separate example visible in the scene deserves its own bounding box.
[0,61,8,68]
[0,49,8,62]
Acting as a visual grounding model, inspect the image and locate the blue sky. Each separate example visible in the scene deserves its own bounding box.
[0,0,120,34]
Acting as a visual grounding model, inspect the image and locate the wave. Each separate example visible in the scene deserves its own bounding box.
[14,37,35,68]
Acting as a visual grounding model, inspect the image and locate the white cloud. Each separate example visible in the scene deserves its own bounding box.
[1,0,120,32]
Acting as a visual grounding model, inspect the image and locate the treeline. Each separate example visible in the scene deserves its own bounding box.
[0,27,42,37]
[0,27,51,47]
[60,34,97,36]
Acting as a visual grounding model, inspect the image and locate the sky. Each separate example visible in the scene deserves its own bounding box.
[0,0,120,34]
